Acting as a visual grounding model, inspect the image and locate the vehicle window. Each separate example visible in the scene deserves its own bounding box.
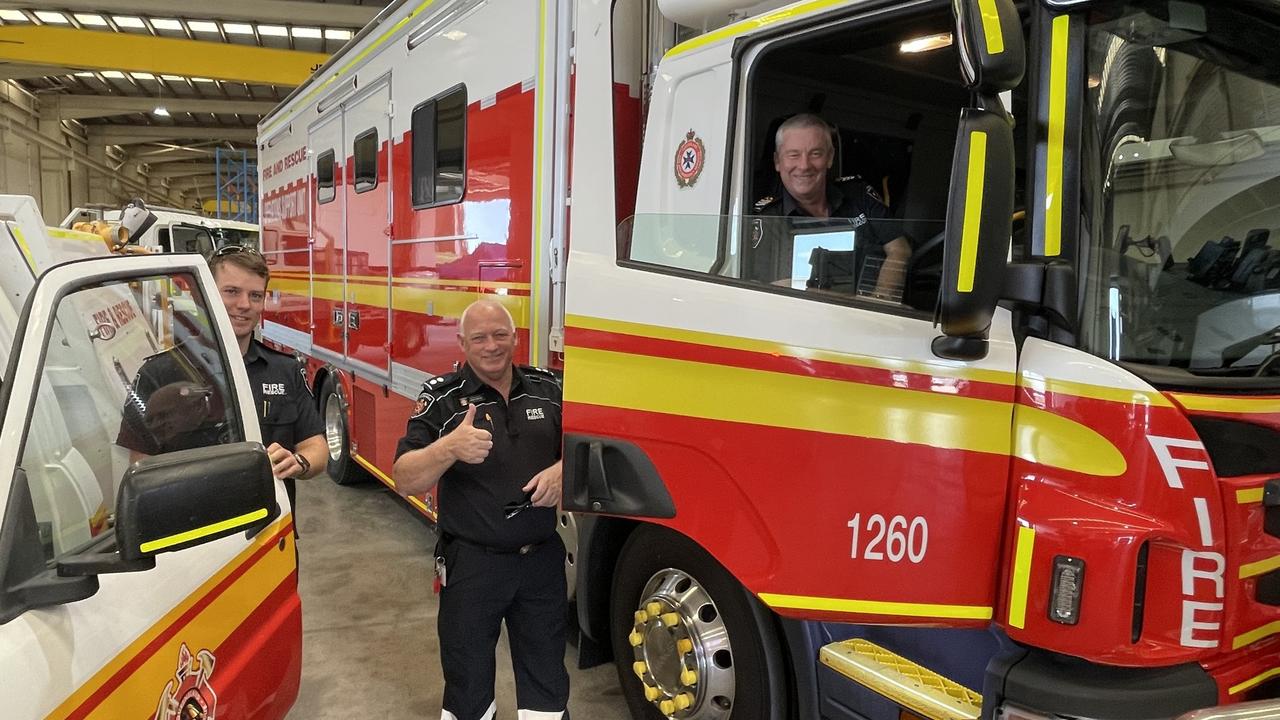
[621,7,1024,314]
[412,84,467,208]
[317,149,337,204]
[19,273,244,562]
[354,127,379,193]
[170,224,214,256]
[1079,1,1280,376]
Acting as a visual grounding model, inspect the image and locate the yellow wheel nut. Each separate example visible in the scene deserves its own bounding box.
[633,661,647,678]
[634,610,649,624]
[646,602,662,616]
[644,684,661,702]
[661,612,680,627]
[681,668,698,686]
[659,700,676,715]
[674,693,693,710]
[677,638,694,654]
[629,630,644,647]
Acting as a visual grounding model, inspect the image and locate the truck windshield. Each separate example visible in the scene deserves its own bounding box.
[1079,1,1280,378]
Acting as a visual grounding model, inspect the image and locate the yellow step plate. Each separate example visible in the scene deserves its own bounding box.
[819,639,983,720]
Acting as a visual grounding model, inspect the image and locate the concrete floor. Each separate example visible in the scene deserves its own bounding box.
[286,474,631,719]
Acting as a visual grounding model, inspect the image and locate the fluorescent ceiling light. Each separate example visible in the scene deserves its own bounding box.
[152,106,170,117]
[152,18,182,31]
[161,74,185,81]
[325,29,353,40]
[224,23,254,35]
[258,25,288,37]
[189,20,219,33]
[131,72,155,80]
[35,11,69,24]
[101,71,126,79]
[900,32,953,54]
[191,77,215,83]
[74,71,96,77]
[291,27,322,39]
[75,13,107,26]
[442,30,467,41]
[0,10,28,21]
[113,15,145,28]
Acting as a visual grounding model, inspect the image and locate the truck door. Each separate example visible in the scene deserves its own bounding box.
[309,110,346,360]
[0,254,299,718]
[341,77,393,377]
[567,1,1020,623]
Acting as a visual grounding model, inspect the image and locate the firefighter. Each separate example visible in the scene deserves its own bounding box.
[118,245,326,528]
[392,298,569,720]
[749,112,912,298]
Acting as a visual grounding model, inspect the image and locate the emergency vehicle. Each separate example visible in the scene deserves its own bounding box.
[257,0,1280,718]
[62,203,261,256]
[0,196,300,719]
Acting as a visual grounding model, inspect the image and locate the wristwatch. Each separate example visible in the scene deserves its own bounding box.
[293,452,311,478]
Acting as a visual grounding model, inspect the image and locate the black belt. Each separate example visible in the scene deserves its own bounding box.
[441,532,549,556]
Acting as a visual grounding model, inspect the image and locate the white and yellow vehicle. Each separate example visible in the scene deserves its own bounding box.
[0,195,300,719]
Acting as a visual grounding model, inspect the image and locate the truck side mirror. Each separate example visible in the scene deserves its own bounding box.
[935,0,1024,360]
[115,442,278,561]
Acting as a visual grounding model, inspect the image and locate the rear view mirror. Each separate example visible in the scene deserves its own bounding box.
[954,0,1025,92]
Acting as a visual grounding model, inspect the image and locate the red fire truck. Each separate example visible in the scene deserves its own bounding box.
[258,0,1280,718]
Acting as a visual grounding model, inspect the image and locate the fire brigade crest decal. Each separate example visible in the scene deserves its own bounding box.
[674,130,705,187]
[154,643,218,720]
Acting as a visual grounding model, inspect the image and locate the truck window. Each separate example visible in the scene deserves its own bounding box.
[170,224,215,256]
[411,84,467,208]
[354,127,379,193]
[623,5,1025,314]
[317,149,337,204]
[18,274,244,562]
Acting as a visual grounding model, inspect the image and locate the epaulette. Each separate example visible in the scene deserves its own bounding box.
[836,175,885,205]
[753,195,777,212]
[420,370,464,396]
[520,365,561,384]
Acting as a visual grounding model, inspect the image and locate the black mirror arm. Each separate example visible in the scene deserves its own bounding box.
[57,552,155,577]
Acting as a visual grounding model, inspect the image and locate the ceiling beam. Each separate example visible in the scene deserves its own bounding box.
[146,163,219,178]
[0,62,74,80]
[88,124,258,145]
[48,94,278,121]
[0,26,328,86]
[134,148,256,163]
[0,0,378,27]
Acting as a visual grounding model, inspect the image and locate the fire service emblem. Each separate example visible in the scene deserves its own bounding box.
[674,130,705,188]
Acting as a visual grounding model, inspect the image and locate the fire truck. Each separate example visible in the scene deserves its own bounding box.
[257,0,1280,718]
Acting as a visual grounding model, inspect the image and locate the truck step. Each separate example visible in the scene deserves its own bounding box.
[819,639,983,720]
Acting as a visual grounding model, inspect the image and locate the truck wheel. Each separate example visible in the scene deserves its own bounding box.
[611,525,788,720]
[320,374,370,485]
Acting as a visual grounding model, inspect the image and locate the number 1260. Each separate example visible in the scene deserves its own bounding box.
[847,514,928,563]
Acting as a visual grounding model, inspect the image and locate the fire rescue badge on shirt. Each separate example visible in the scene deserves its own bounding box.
[674,129,705,188]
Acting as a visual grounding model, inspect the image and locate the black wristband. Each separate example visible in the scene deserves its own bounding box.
[293,452,311,477]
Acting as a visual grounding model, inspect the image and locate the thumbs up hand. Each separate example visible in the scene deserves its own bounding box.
[447,403,493,464]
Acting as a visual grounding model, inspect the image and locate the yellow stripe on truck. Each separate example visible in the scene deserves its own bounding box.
[1043,14,1070,257]
[958,130,987,293]
[1007,525,1036,629]
[977,0,1005,55]
[564,346,1012,456]
[269,277,531,329]
[140,508,270,553]
[761,592,993,620]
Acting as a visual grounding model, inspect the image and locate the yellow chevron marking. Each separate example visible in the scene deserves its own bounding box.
[1238,488,1265,505]
[565,346,1011,455]
[1230,666,1280,695]
[1240,554,1280,580]
[1013,405,1127,477]
[762,592,992,620]
[1234,620,1280,650]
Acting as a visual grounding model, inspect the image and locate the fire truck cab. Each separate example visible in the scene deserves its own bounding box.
[0,195,300,719]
